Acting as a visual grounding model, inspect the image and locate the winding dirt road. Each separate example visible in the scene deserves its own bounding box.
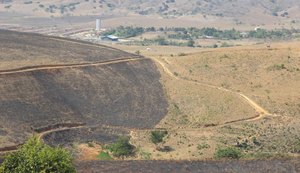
[151,56,273,122]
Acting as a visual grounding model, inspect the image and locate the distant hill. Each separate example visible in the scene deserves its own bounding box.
[1,0,300,30]
[1,0,300,19]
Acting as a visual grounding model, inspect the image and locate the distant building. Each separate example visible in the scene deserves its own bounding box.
[101,35,119,41]
[204,35,214,39]
[240,32,249,38]
[254,27,261,31]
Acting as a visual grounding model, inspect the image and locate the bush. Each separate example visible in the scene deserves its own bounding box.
[197,143,210,150]
[268,64,286,71]
[108,136,135,157]
[220,42,233,47]
[187,39,195,47]
[178,53,187,56]
[137,148,152,160]
[156,146,173,152]
[214,147,242,159]
[151,130,168,144]
[97,151,113,160]
[293,139,300,153]
[135,50,140,55]
[0,136,75,173]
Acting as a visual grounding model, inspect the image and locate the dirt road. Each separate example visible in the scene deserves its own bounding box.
[151,57,273,122]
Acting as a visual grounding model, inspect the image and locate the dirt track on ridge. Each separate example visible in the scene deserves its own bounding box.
[0,57,145,75]
[151,57,274,123]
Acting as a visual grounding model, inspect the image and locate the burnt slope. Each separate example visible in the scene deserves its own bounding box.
[0,30,139,70]
[0,30,168,147]
[76,159,300,173]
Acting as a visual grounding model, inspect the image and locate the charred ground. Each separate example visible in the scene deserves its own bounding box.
[75,159,300,173]
[0,30,168,148]
[0,29,139,70]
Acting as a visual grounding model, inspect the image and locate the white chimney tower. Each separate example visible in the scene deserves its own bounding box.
[96,19,101,31]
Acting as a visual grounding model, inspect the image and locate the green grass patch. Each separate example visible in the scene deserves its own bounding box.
[97,151,113,160]
[214,147,242,159]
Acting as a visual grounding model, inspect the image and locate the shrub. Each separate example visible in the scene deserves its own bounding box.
[252,137,261,146]
[135,50,140,55]
[156,146,173,152]
[97,151,113,160]
[108,136,135,157]
[151,130,168,144]
[138,149,151,160]
[178,53,187,56]
[87,142,94,147]
[268,64,286,71]
[214,147,242,159]
[220,42,233,47]
[293,139,300,153]
[197,143,210,150]
[187,39,195,47]
[0,136,75,173]
[236,140,251,150]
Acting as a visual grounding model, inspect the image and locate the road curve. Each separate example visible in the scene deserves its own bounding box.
[151,56,273,122]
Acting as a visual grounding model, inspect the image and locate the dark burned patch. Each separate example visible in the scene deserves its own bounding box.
[0,128,7,136]
[0,59,168,147]
[75,159,300,173]
[43,126,129,147]
[0,30,167,149]
[0,30,142,70]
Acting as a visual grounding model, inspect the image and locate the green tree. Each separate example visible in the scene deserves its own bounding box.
[0,137,75,173]
[187,39,195,47]
[150,130,168,144]
[108,136,135,157]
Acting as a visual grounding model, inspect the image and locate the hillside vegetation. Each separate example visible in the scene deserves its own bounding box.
[1,0,300,18]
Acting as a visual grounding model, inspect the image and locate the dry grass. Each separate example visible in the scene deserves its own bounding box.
[162,43,300,118]
[116,42,300,160]
[76,143,102,161]
[155,63,256,128]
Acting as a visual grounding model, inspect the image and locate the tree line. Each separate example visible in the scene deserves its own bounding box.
[102,26,300,40]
